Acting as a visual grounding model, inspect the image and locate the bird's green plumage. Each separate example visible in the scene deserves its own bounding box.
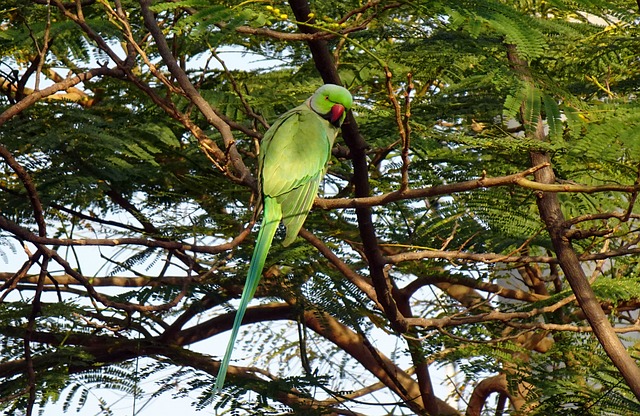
[215,84,352,391]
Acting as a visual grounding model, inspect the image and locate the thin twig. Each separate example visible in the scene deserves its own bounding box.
[401,73,412,191]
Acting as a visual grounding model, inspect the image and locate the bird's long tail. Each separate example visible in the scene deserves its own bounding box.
[215,197,282,391]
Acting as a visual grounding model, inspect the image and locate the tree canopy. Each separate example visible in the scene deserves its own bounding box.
[2,0,640,415]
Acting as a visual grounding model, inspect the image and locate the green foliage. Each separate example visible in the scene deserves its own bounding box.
[2,0,640,415]
[527,337,640,416]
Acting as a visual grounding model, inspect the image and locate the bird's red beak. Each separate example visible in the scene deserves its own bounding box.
[330,103,346,124]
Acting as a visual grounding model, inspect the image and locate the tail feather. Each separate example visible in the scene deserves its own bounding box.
[215,198,282,391]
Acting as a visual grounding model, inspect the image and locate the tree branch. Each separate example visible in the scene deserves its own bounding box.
[302,309,459,415]
[0,213,252,255]
[400,273,547,304]
[298,228,382,309]
[466,374,523,416]
[506,42,640,400]
[139,0,252,186]
[0,322,356,415]
[289,0,409,337]
[316,164,640,211]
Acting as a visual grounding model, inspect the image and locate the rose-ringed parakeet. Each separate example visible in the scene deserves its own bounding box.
[215,84,353,390]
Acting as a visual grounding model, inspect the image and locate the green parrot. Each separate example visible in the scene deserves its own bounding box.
[215,84,353,390]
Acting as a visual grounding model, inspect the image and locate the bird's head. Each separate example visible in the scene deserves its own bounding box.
[309,84,353,127]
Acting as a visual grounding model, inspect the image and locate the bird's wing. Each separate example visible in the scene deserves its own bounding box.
[259,105,335,245]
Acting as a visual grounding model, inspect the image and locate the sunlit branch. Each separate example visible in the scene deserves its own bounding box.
[0,214,253,255]
[314,163,549,209]
[140,0,253,185]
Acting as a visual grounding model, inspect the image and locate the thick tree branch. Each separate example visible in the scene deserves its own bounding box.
[466,374,523,416]
[315,163,640,210]
[164,299,456,414]
[506,43,640,400]
[0,323,352,415]
[385,248,556,265]
[289,0,409,339]
[387,244,640,266]
[400,273,547,303]
[531,153,640,400]
[302,309,458,415]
